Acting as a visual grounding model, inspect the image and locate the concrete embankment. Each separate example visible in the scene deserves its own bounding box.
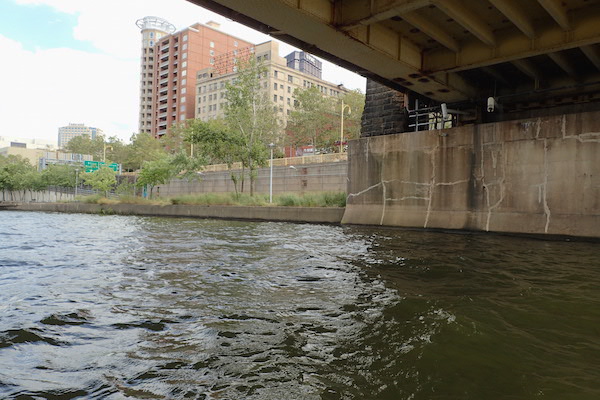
[7,203,344,224]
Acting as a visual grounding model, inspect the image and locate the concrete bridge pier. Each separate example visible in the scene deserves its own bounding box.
[343,82,600,239]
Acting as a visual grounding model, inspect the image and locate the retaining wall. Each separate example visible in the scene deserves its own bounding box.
[8,203,344,224]
[155,161,347,197]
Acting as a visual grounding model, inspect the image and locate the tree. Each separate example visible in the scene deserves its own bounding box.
[0,155,42,201]
[81,166,116,197]
[64,134,105,160]
[224,58,279,195]
[287,86,336,151]
[124,132,166,171]
[338,90,365,142]
[41,164,78,188]
[136,154,176,198]
[177,118,246,195]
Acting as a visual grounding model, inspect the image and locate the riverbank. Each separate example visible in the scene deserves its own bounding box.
[6,202,344,224]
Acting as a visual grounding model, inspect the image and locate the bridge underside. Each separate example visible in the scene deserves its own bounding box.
[190,0,600,115]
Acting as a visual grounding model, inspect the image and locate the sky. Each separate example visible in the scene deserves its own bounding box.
[0,0,366,144]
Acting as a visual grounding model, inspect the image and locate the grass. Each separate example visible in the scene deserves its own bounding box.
[75,192,346,208]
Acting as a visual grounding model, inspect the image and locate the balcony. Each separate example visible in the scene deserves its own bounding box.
[159,112,168,118]
[160,77,169,85]
[160,60,169,68]
[159,95,168,102]
[160,52,169,61]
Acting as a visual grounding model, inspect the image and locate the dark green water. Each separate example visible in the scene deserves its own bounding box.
[0,211,599,400]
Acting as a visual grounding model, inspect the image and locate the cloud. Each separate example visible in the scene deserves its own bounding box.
[0,34,138,142]
[3,0,365,144]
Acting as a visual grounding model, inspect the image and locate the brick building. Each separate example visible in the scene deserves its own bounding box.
[137,18,253,138]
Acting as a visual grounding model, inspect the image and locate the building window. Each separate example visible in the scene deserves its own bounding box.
[273,95,277,102]
[287,86,291,93]
[183,34,188,41]
[210,41,214,48]
[287,98,290,105]
[183,53,187,59]
[210,58,214,65]
[274,71,278,79]
[182,87,187,94]
[182,79,186,86]
[279,96,283,101]
[210,49,215,56]
[233,50,238,56]
[150,40,154,47]
[288,75,294,83]
[181,105,186,112]
[181,96,186,103]
[287,109,291,115]
[182,70,187,76]
[182,61,187,68]
[280,84,283,90]
[183,43,188,50]
[150,32,154,38]
[180,114,186,121]
[234,41,238,47]
[273,83,277,90]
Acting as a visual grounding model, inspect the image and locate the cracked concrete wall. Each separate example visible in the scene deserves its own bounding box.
[343,110,600,238]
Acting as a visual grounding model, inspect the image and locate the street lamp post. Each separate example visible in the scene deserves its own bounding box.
[340,100,351,153]
[103,143,113,163]
[269,143,275,203]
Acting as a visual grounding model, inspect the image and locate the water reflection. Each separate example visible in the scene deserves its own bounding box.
[0,211,599,399]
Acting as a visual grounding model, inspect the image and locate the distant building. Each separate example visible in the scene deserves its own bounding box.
[0,145,91,170]
[136,16,176,136]
[136,18,253,137]
[0,136,56,151]
[285,51,322,79]
[195,41,347,126]
[57,123,103,148]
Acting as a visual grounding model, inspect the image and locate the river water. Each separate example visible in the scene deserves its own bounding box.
[0,211,599,400]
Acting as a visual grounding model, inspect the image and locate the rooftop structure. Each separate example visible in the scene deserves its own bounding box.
[195,41,347,125]
[137,18,253,137]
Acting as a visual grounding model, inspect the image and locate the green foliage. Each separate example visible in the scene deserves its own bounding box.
[81,166,117,196]
[287,86,336,150]
[276,192,346,207]
[0,155,42,195]
[136,154,176,195]
[64,134,105,160]
[224,58,280,195]
[124,132,166,171]
[168,191,345,207]
[41,164,78,187]
[339,90,365,142]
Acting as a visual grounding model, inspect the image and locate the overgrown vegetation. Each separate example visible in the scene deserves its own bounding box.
[76,191,346,208]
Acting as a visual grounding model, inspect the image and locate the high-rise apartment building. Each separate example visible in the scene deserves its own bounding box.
[57,123,103,148]
[137,18,253,138]
[195,41,347,125]
[136,16,176,135]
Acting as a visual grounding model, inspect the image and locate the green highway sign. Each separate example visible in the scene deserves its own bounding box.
[83,161,120,173]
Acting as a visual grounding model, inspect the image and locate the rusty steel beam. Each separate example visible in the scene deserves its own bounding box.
[537,0,571,30]
[337,0,431,31]
[488,0,536,39]
[424,9,600,72]
[432,0,496,46]
[402,10,460,52]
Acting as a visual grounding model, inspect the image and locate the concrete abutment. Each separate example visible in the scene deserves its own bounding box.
[344,82,600,238]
